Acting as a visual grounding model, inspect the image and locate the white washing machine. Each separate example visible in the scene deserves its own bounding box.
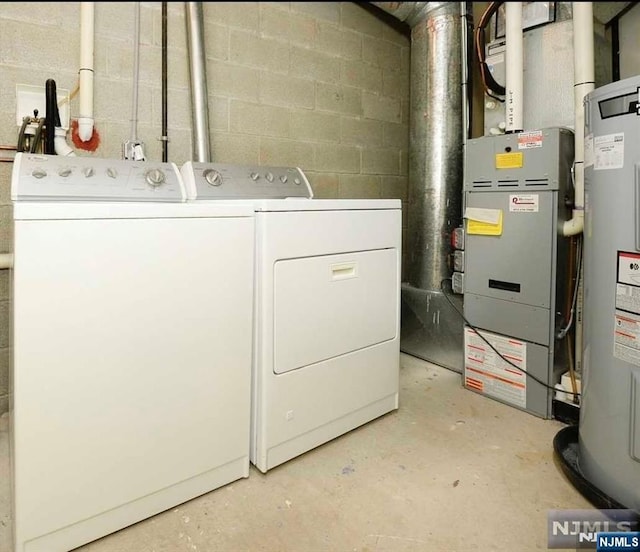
[181,162,401,473]
[11,153,255,552]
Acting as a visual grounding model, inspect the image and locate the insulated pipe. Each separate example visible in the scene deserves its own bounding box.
[185,2,211,163]
[78,2,95,142]
[505,2,524,133]
[372,2,463,291]
[563,2,595,237]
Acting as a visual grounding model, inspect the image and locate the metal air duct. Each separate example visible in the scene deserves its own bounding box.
[372,2,465,371]
[185,2,211,163]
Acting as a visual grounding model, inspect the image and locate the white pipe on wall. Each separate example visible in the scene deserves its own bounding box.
[505,2,524,133]
[563,2,595,237]
[78,2,95,142]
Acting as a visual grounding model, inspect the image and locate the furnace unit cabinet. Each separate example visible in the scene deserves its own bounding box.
[463,127,574,418]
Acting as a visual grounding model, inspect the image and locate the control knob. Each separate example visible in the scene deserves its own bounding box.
[250,172,260,181]
[266,172,274,183]
[31,168,47,179]
[203,169,222,187]
[58,168,72,177]
[106,167,118,179]
[145,168,166,187]
[83,167,95,178]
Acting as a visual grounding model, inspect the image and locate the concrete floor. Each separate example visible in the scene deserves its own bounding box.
[0,353,591,552]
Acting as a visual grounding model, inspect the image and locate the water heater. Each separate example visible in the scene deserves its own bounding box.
[580,75,640,510]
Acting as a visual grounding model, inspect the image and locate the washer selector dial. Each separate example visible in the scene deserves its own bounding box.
[83,167,95,178]
[145,168,166,188]
[58,168,72,178]
[106,167,118,179]
[203,169,223,187]
[31,168,47,179]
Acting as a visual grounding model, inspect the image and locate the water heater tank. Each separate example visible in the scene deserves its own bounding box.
[580,75,640,510]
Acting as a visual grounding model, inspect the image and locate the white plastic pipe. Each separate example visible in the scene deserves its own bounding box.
[54,127,76,157]
[505,2,524,133]
[563,2,595,237]
[78,2,95,142]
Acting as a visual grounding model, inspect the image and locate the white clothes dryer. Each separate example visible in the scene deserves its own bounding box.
[181,162,401,473]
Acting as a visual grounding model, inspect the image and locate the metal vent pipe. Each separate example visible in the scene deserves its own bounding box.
[372,1,464,371]
[372,2,463,293]
[185,2,211,163]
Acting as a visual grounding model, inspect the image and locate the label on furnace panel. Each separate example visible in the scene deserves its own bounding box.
[509,194,539,212]
[464,327,527,409]
[517,130,543,149]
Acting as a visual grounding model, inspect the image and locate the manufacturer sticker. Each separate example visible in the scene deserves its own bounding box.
[517,130,543,149]
[509,194,539,212]
[594,133,624,170]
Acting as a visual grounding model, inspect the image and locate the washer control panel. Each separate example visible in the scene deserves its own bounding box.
[181,161,313,200]
[12,153,185,202]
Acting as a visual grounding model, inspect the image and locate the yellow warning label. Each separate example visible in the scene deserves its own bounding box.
[495,152,523,169]
[467,210,503,236]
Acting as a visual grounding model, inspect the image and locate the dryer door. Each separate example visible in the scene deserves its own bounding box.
[273,248,398,374]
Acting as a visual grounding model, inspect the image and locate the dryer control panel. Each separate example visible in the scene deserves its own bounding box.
[11,153,185,202]
[181,161,313,200]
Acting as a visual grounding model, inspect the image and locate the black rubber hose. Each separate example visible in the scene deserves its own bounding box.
[162,1,168,162]
[44,79,57,154]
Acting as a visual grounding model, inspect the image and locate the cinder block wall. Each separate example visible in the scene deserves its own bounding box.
[0,2,410,414]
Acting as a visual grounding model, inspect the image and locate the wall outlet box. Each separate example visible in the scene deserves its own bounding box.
[16,83,70,130]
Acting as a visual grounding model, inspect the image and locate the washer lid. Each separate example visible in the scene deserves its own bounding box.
[252,198,402,211]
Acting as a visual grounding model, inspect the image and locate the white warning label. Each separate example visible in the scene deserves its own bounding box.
[594,133,624,170]
[618,251,640,286]
[616,251,640,315]
[509,194,539,212]
[464,327,527,409]
[517,130,543,149]
[585,133,594,168]
[614,310,640,350]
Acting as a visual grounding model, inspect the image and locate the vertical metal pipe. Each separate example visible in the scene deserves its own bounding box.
[407,4,463,290]
[185,2,211,163]
[162,2,168,162]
